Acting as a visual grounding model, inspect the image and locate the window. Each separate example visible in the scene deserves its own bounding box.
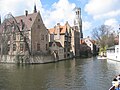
[78,11,79,15]
[38,19,40,22]
[13,33,16,40]
[38,25,40,28]
[41,34,44,40]
[117,48,119,53]
[64,48,66,52]
[13,44,16,51]
[46,44,47,50]
[20,43,24,51]
[46,35,47,41]
[25,34,29,40]
[37,43,40,51]
[8,35,10,41]
[20,35,24,41]
[25,43,28,51]
[76,11,77,15]
[7,44,10,51]
[29,17,32,21]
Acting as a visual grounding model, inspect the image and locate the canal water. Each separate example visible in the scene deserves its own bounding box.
[0,57,120,90]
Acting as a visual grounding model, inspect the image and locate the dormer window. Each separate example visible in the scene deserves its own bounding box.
[29,17,32,21]
[38,19,40,22]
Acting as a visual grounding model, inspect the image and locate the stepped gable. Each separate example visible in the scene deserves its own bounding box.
[49,24,67,34]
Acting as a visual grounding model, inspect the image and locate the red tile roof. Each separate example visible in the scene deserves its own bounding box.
[81,38,96,44]
[48,22,71,35]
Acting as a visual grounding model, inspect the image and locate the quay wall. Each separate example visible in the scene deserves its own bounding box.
[0,54,61,64]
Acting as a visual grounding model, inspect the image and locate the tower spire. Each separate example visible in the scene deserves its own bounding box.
[34,3,37,13]
[0,15,1,25]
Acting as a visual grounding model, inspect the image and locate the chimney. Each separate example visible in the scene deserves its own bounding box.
[56,23,60,39]
[25,10,28,16]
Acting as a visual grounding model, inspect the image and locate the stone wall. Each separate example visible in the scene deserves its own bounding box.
[0,53,58,64]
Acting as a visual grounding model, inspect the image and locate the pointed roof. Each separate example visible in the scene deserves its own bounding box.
[2,12,38,30]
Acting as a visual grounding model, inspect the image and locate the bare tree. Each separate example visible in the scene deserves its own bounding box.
[92,25,115,51]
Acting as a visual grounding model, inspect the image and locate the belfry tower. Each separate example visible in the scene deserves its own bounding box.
[74,7,83,39]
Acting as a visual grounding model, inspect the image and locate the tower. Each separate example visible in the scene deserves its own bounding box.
[74,7,83,38]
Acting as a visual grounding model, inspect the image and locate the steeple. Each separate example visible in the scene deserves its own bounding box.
[0,15,1,25]
[34,3,37,13]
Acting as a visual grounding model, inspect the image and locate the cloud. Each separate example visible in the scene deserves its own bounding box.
[82,21,92,31]
[84,0,120,19]
[43,0,76,28]
[0,0,77,29]
[0,0,43,20]
[104,18,119,31]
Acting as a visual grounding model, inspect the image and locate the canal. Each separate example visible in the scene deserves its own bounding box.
[0,57,120,90]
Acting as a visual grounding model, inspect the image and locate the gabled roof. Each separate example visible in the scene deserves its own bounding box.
[49,42,62,47]
[1,12,38,31]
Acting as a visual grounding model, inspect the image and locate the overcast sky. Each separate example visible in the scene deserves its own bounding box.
[0,0,120,37]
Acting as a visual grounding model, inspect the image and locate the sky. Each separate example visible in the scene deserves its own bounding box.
[0,0,120,38]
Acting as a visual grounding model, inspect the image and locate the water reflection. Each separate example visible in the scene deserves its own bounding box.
[0,57,120,90]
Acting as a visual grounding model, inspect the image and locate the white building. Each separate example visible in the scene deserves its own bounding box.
[106,33,120,61]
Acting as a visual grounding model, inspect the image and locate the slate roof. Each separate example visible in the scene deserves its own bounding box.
[0,12,38,32]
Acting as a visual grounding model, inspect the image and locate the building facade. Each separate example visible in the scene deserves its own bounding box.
[49,41,64,60]
[48,7,82,58]
[49,22,72,59]
[0,6,49,63]
[81,37,98,56]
